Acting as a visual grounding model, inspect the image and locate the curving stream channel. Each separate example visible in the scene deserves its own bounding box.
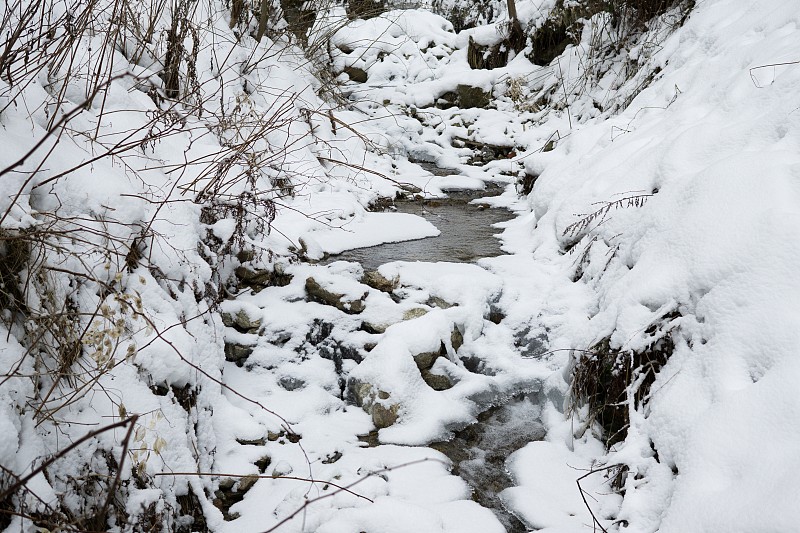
[329,179,541,532]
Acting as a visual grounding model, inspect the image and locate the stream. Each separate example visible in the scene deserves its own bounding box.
[331,175,540,532]
[329,167,515,270]
[430,394,544,533]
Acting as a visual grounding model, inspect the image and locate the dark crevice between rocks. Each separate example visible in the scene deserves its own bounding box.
[304,319,364,396]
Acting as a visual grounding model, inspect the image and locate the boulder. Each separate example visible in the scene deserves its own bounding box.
[372,401,400,428]
[305,277,367,314]
[427,296,455,309]
[221,309,262,333]
[361,270,398,292]
[361,321,390,334]
[348,378,401,429]
[235,263,292,291]
[235,265,272,287]
[420,369,453,391]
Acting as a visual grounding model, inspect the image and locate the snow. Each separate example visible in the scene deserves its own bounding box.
[2,0,800,531]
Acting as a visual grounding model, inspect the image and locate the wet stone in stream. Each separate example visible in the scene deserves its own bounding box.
[430,394,545,533]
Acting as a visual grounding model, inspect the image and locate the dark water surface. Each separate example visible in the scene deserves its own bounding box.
[328,187,515,270]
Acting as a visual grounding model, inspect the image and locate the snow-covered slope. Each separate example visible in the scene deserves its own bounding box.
[512,0,800,531]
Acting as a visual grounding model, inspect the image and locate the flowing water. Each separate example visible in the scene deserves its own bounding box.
[430,394,544,533]
[328,186,515,271]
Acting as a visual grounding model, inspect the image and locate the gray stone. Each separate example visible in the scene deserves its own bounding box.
[413,350,440,371]
[305,277,367,314]
[235,265,272,287]
[278,376,305,391]
[361,321,389,334]
[514,327,549,358]
[347,378,400,429]
[237,475,259,493]
[348,377,374,408]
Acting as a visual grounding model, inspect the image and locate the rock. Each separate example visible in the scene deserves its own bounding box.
[461,354,496,376]
[255,455,271,473]
[421,369,453,391]
[221,309,262,333]
[278,376,305,391]
[372,400,399,428]
[413,342,446,372]
[361,270,398,292]
[343,66,368,83]
[454,136,516,165]
[236,436,266,446]
[514,327,549,358]
[357,430,380,447]
[348,377,375,408]
[305,277,367,314]
[451,326,464,352]
[224,343,253,366]
[235,263,292,290]
[237,475,259,493]
[271,460,293,477]
[427,296,455,309]
[413,341,454,390]
[347,378,400,429]
[435,90,458,109]
[403,307,429,320]
[322,451,343,464]
[235,265,272,287]
[361,321,389,334]
[213,471,259,521]
[518,173,539,195]
[457,84,492,109]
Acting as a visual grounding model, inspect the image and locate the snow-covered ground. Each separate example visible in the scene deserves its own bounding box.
[2,0,799,531]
